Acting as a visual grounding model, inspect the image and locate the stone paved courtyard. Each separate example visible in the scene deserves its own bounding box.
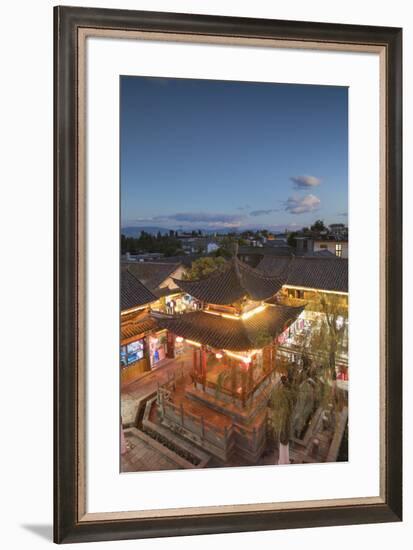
[121,428,185,472]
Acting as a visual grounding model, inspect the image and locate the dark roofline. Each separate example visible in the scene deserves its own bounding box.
[121,269,158,311]
[152,303,304,351]
[258,255,348,293]
[172,257,287,305]
[122,261,184,292]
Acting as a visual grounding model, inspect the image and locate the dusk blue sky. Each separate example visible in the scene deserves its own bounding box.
[121,76,348,232]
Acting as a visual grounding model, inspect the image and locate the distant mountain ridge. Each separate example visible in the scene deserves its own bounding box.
[121,226,240,236]
[121,226,172,237]
[121,225,290,236]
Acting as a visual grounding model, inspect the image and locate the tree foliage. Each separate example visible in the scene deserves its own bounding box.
[300,292,348,375]
[268,292,348,455]
[214,235,239,258]
[268,358,334,445]
[183,256,227,280]
[287,231,298,248]
[121,231,183,257]
[268,373,297,444]
[310,219,326,232]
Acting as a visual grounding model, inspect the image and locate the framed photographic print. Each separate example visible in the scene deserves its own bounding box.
[54,6,402,544]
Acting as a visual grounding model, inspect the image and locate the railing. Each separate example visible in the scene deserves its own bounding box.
[157,380,233,456]
[191,364,278,409]
[157,372,268,460]
[277,344,348,369]
[163,399,232,450]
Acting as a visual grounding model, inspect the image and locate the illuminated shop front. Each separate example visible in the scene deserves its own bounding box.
[173,335,186,357]
[120,338,145,367]
[120,309,157,387]
[276,308,349,377]
[165,293,199,314]
[149,330,167,367]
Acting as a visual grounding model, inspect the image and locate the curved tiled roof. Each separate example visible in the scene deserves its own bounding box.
[238,245,294,257]
[121,311,158,343]
[173,258,287,305]
[123,261,181,291]
[258,256,348,293]
[152,303,304,351]
[121,267,158,311]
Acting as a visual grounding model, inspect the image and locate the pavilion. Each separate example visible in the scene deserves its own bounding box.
[151,257,305,463]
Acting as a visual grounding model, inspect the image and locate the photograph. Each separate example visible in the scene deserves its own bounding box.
[119,76,349,472]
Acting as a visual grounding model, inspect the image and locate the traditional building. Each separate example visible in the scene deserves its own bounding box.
[313,238,348,258]
[257,254,349,383]
[123,261,185,295]
[121,255,349,467]
[120,266,159,386]
[151,257,304,463]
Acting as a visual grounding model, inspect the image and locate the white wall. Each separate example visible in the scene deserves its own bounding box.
[314,241,349,258]
[0,1,410,549]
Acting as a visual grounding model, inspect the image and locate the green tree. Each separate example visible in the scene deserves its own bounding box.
[120,231,184,257]
[268,359,333,464]
[183,256,227,280]
[287,231,298,248]
[296,292,348,376]
[317,293,348,376]
[215,235,238,258]
[268,293,348,464]
[311,219,326,232]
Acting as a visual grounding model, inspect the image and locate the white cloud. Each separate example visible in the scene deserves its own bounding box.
[155,212,243,224]
[290,175,321,189]
[285,194,321,214]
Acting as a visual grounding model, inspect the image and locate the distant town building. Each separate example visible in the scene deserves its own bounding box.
[176,233,219,254]
[207,242,219,254]
[124,251,165,262]
[329,223,348,239]
[295,236,314,255]
[288,232,348,259]
[314,239,348,258]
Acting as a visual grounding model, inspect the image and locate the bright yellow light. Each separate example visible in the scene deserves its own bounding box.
[185,339,201,348]
[283,285,348,296]
[205,303,267,321]
[121,305,147,315]
[175,336,184,343]
[204,309,240,320]
[241,304,266,320]
[223,350,259,363]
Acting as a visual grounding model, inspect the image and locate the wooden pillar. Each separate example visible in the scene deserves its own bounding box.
[193,346,198,378]
[201,346,207,390]
[166,331,175,358]
[144,336,151,372]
